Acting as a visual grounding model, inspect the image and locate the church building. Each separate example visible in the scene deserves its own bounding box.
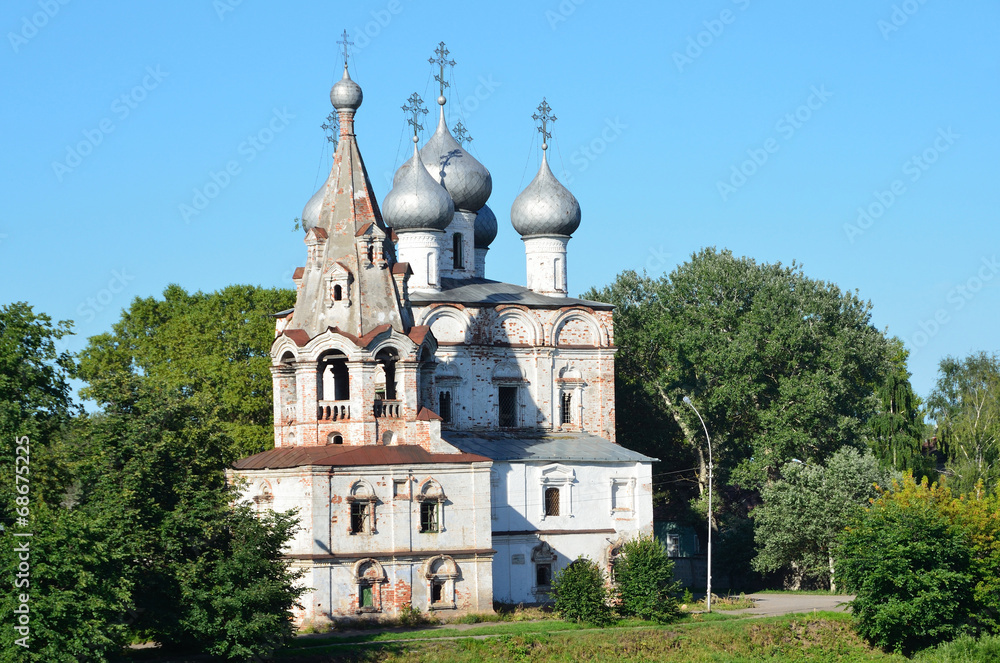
[231,41,654,624]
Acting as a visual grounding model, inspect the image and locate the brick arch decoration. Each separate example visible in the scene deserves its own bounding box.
[352,558,388,613]
[493,306,543,346]
[550,308,606,348]
[422,554,459,610]
[422,305,473,344]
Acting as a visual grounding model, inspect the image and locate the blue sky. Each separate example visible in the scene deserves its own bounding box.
[1,0,997,400]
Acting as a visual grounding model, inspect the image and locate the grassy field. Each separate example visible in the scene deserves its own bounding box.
[276,611,905,662]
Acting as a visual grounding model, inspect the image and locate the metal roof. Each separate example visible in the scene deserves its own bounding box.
[409,277,613,310]
[233,445,489,470]
[442,431,656,463]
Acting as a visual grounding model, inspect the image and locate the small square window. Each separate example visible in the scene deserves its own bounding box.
[420,502,439,533]
[393,479,407,498]
[351,502,368,534]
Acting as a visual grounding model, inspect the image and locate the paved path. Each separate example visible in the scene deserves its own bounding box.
[733,593,853,617]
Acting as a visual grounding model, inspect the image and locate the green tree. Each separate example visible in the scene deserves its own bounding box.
[585,249,897,492]
[926,352,1000,494]
[612,535,682,623]
[865,339,929,475]
[77,284,295,459]
[752,447,891,590]
[551,557,615,626]
[82,380,304,658]
[837,477,977,654]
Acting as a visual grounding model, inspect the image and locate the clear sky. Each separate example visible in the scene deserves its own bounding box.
[2,0,997,400]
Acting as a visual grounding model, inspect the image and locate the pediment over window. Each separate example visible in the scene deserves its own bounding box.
[540,464,576,485]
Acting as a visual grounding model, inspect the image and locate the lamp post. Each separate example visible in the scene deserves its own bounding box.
[683,395,713,613]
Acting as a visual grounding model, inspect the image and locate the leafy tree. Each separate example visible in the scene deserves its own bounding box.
[551,557,615,626]
[837,476,978,654]
[584,249,897,494]
[77,284,295,459]
[612,535,682,623]
[926,352,1000,494]
[82,380,304,657]
[752,447,891,590]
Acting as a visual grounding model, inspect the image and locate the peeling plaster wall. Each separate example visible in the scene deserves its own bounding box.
[233,461,494,621]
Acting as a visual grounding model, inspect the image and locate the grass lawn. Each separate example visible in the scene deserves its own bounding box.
[276,611,904,662]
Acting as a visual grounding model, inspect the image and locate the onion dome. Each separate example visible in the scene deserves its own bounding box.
[474,204,497,249]
[330,63,362,111]
[301,180,326,232]
[511,150,581,237]
[418,99,492,212]
[382,137,455,232]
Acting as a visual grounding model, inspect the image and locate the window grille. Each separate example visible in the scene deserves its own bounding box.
[544,487,560,517]
[499,386,518,427]
[350,502,368,534]
[420,502,439,533]
[561,391,573,424]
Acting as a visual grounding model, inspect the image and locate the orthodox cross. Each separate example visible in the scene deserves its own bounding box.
[402,92,428,139]
[337,30,353,67]
[428,41,456,98]
[533,98,557,149]
[321,111,339,146]
[453,121,472,146]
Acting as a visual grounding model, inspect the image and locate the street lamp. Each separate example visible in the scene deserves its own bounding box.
[683,395,713,613]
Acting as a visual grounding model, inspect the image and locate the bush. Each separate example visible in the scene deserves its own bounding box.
[613,535,682,623]
[837,477,977,654]
[550,557,615,626]
[913,634,1000,662]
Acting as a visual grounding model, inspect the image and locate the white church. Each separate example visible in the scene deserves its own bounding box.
[231,41,654,623]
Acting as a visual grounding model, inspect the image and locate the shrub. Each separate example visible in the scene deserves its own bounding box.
[550,557,615,626]
[913,633,1000,662]
[837,477,977,654]
[613,535,682,623]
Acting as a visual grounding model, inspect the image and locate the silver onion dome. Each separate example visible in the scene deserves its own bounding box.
[382,138,455,232]
[511,151,581,237]
[301,179,326,232]
[474,204,497,249]
[330,63,362,111]
[418,100,492,212]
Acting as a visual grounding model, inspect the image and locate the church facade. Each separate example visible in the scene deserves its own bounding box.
[231,44,654,624]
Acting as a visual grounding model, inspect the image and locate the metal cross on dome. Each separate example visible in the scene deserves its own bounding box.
[321,111,339,146]
[337,29,354,66]
[402,92,428,139]
[428,41,456,98]
[533,98,557,149]
[453,121,472,146]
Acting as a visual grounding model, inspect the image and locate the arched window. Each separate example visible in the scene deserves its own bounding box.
[452,233,464,269]
[318,351,349,401]
[333,284,343,301]
[327,432,344,445]
[561,392,573,425]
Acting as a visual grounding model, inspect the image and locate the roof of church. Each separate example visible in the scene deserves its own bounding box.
[442,431,656,463]
[233,445,490,470]
[409,277,613,310]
